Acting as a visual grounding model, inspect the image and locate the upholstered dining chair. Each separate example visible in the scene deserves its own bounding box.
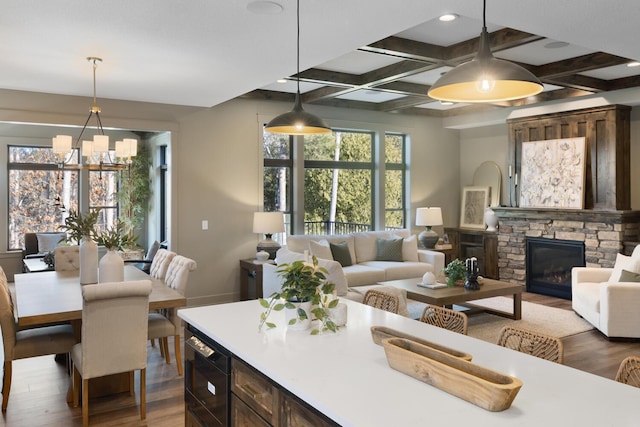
[148,248,177,281]
[54,245,80,271]
[71,280,152,426]
[419,304,468,335]
[497,325,564,364]
[363,289,399,314]
[615,356,640,388]
[0,267,77,411]
[148,255,197,375]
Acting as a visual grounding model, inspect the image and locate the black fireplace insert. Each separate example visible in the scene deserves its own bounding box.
[526,237,585,300]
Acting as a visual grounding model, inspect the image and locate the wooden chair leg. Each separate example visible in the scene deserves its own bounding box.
[82,378,89,427]
[2,360,12,411]
[174,334,183,376]
[140,368,146,420]
[72,366,81,407]
[159,338,165,357]
[163,337,171,364]
[151,338,156,348]
[129,371,134,396]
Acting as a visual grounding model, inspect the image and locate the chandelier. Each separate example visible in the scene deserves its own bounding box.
[52,57,137,171]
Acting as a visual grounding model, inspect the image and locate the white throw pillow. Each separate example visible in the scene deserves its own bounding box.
[609,253,640,282]
[309,239,333,261]
[398,234,419,262]
[36,233,65,253]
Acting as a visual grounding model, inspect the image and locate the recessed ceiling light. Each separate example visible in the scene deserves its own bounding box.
[627,61,640,67]
[364,90,380,96]
[247,1,283,15]
[544,41,570,49]
[439,13,459,22]
[277,79,287,83]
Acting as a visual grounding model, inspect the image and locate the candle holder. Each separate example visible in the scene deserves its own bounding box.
[464,257,480,291]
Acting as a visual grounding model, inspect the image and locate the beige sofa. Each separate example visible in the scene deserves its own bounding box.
[262,229,445,318]
[572,247,640,338]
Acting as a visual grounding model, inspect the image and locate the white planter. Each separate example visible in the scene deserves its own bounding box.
[99,250,125,283]
[484,207,498,232]
[79,236,98,285]
[285,301,312,331]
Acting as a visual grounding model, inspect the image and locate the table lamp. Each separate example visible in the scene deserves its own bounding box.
[416,207,443,249]
[253,212,285,260]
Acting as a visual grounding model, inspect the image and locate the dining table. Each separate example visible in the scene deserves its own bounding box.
[13,265,186,399]
[14,265,186,329]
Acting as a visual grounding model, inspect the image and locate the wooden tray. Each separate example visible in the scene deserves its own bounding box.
[370,326,472,361]
[382,337,522,412]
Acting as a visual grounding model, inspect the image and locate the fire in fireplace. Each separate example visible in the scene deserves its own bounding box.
[526,237,585,300]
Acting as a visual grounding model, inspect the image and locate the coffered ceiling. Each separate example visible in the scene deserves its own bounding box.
[1,0,639,117]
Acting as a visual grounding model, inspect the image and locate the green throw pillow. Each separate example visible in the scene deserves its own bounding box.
[619,269,640,282]
[376,237,404,262]
[330,241,353,267]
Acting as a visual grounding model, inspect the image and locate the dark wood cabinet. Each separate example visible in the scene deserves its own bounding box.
[445,228,498,279]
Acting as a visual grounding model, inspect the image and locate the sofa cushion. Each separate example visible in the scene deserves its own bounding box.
[36,232,66,253]
[342,264,386,287]
[619,269,640,282]
[361,260,433,281]
[399,234,419,262]
[287,234,356,263]
[609,253,640,282]
[353,231,393,263]
[376,237,404,262]
[309,239,333,261]
[330,241,353,267]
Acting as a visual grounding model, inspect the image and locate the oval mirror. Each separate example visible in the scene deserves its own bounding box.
[473,161,502,207]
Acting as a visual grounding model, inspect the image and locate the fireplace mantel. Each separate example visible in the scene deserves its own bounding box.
[492,207,640,223]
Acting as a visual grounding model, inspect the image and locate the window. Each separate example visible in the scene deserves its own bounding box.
[262,127,407,235]
[384,133,407,229]
[303,130,374,234]
[8,146,79,250]
[89,170,118,234]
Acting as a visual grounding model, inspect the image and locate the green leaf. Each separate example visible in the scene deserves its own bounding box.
[258,298,270,308]
[273,303,285,311]
[310,329,320,335]
[265,322,277,329]
[328,299,339,309]
[288,318,297,325]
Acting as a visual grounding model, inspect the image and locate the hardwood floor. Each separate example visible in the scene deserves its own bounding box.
[3,293,640,426]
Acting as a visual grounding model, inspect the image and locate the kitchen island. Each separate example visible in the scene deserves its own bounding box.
[179,299,640,426]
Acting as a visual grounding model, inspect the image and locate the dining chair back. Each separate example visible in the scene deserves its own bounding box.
[0,266,77,411]
[71,280,152,426]
[148,255,197,375]
[419,304,468,334]
[148,248,176,280]
[363,289,399,314]
[615,356,640,388]
[54,245,80,271]
[497,325,564,363]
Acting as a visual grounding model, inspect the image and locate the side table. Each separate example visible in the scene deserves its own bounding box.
[239,259,274,301]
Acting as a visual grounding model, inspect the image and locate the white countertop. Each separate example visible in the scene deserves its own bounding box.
[179,299,640,426]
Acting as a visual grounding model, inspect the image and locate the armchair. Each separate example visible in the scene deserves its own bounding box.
[572,266,640,338]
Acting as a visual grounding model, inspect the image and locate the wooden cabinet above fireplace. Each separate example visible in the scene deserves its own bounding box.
[507,105,631,211]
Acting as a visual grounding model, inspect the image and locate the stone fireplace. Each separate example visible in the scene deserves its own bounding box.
[491,208,640,297]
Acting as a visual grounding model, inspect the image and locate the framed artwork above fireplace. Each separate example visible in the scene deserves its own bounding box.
[519,137,586,209]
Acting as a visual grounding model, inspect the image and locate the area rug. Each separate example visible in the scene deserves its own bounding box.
[464,297,594,343]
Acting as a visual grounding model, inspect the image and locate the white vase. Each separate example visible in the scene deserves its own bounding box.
[484,207,498,232]
[285,301,312,331]
[99,250,125,283]
[79,236,98,285]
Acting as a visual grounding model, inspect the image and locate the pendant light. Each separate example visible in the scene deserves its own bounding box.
[265,0,331,135]
[428,0,543,103]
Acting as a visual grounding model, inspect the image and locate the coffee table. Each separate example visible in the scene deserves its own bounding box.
[377,277,522,320]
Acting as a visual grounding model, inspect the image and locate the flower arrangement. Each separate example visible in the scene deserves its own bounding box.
[259,255,339,335]
[443,258,467,287]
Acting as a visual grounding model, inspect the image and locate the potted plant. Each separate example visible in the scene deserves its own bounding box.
[96,219,137,283]
[443,258,467,287]
[259,256,340,335]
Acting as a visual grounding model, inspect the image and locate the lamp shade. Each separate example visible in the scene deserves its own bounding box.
[416,207,443,227]
[253,212,285,234]
[428,27,543,103]
[264,92,331,135]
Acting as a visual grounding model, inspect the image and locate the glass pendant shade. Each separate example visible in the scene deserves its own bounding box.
[428,26,543,103]
[265,91,331,135]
